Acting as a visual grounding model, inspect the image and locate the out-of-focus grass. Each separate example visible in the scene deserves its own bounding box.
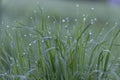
[0,0,120,80]
[3,0,120,19]
[2,0,120,32]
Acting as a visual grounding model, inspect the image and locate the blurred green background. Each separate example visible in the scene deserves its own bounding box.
[0,0,120,32]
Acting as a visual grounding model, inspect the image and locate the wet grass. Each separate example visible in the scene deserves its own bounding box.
[0,1,120,80]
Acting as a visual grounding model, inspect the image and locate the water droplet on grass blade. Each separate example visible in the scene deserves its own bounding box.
[90,19,94,24]
[91,8,95,10]
[62,19,65,23]
[48,16,50,18]
[83,17,86,21]
[35,61,37,64]
[94,18,97,21]
[90,39,93,43]
[23,52,26,55]
[48,31,51,34]
[89,31,92,35]
[41,40,44,43]
[24,34,27,37]
[29,43,32,46]
[75,19,78,22]
[6,25,10,28]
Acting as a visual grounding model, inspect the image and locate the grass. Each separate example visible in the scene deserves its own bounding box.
[0,1,120,80]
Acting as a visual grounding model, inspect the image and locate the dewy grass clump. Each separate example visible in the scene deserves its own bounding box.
[0,8,120,80]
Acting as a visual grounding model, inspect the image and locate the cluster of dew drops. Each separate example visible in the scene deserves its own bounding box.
[27,3,98,47]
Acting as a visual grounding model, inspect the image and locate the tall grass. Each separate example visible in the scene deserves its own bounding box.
[0,8,120,80]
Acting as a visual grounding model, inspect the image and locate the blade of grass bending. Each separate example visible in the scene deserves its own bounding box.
[97,50,104,77]
[88,41,106,66]
[102,29,120,78]
[77,23,91,42]
[101,24,118,42]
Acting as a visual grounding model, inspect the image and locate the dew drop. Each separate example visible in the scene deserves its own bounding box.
[6,25,10,28]
[35,61,37,64]
[48,16,50,18]
[62,19,65,23]
[89,32,92,35]
[30,17,33,19]
[41,40,44,43]
[94,18,97,21]
[83,17,86,21]
[90,39,93,43]
[24,34,27,37]
[91,8,95,10]
[29,43,32,46]
[90,19,94,24]
[10,57,14,61]
[76,4,79,7]
[23,52,26,55]
[48,31,51,34]
[75,19,78,22]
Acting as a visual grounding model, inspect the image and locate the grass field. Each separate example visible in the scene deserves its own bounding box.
[0,0,120,80]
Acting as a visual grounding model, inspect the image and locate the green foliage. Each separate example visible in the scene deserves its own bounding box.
[0,4,120,80]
